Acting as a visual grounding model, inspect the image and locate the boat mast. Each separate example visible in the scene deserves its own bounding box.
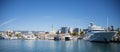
[107,16,108,31]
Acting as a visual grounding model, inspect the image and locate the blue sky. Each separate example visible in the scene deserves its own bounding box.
[0,0,120,31]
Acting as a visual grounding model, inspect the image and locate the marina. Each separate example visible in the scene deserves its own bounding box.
[0,0,120,52]
[0,21,120,42]
[0,22,120,42]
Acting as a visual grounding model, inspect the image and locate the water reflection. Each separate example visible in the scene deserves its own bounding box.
[0,40,120,52]
[23,40,35,51]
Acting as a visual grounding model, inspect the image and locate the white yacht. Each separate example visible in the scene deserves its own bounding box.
[0,31,18,39]
[54,34,60,40]
[0,32,9,39]
[22,31,36,40]
[83,22,116,42]
[64,34,72,40]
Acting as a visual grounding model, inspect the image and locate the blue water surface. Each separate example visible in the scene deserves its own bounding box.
[0,40,120,52]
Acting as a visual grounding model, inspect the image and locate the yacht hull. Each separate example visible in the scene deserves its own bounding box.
[64,35,71,41]
[84,32,116,42]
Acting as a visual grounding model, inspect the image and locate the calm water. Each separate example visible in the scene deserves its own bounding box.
[0,40,120,52]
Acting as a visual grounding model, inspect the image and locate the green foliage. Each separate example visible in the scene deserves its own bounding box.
[68,30,72,35]
[79,31,85,37]
[80,31,84,36]
[56,31,59,34]
[117,31,120,36]
[34,34,37,36]
[16,34,21,37]
[80,31,84,35]
[8,34,12,37]
[72,32,79,36]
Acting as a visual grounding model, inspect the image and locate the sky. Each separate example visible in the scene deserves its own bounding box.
[0,0,120,31]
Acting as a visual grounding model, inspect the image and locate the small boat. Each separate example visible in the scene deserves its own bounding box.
[22,35,36,40]
[54,35,60,40]
[22,31,36,40]
[64,34,71,41]
[0,36,4,39]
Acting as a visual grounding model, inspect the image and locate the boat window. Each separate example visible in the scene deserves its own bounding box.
[88,30,91,32]
[92,30,104,31]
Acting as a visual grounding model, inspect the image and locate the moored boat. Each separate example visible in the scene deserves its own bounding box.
[83,22,116,42]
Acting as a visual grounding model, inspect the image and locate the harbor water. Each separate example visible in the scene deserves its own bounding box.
[0,40,120,52]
